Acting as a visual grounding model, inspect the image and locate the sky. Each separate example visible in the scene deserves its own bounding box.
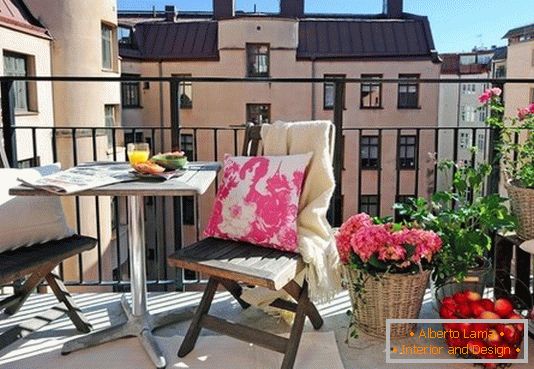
[117,0,533,53]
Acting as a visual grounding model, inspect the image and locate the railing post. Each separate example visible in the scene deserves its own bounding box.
[331,79,345,227]
[487,126,502,195]
[169,77,184,290]
[1,80,18,167]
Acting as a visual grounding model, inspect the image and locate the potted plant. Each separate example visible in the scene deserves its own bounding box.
[479,87,534,240]
[394,159,516,300]
[335,214,442,338]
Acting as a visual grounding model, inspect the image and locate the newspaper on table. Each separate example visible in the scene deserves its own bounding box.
[18,162,135,195]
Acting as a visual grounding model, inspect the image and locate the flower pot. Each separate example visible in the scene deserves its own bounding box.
[344,267,430,338]
[506,180,534,240]
[430,256,492,307]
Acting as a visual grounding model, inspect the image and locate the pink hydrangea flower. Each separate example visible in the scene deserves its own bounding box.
[350,224,391,262]
[478,90,492,104]
[490,87,502,96]
[394,228,442,263]
[334,213,372,263]
[518,107,530,121]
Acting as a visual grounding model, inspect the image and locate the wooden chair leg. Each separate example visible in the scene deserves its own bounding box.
[281,282,309,369]
[45,272,92,333]
[282,280,323,330]
[1,264,53,315]
[178,277,219,358]
[219,278,250,309]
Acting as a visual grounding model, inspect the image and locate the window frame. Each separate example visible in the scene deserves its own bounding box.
[398,135,417,170]
[101,22,115,71]
[246,103,271,125]
[359,195,380,217]
[323,74,346,110]
[180,133,194,160]
[360,74,383,109]
[104,105,117,147]
[172,74,193,109]
[121,74,141,108]
[3,51,37,113]
[397,74,420,109]
[360,135,380,170]
[246,43,270,77]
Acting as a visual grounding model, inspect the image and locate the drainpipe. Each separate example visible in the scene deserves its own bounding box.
[311,57,316,120]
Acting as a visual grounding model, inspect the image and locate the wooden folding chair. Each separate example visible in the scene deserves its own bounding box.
[168,124,324,369]
[0,145,95,349]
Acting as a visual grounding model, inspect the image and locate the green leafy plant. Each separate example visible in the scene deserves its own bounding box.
[394,159,516,287]
[480,88,534,188]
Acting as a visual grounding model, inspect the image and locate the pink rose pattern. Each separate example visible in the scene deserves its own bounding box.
[204,154,310,252]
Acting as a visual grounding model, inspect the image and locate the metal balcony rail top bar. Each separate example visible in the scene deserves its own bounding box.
[0,76,533,84]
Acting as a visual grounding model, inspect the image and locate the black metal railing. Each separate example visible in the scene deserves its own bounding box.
[1,76,532,291]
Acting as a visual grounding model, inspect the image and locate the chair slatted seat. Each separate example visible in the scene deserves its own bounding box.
[168,124,325,369]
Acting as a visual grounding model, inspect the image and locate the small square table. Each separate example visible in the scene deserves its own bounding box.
[10,161,220,369]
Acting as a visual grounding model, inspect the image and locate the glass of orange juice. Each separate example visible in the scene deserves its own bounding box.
[127,143,150,165]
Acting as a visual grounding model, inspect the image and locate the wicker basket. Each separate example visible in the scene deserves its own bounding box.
[505,180,534,240]
[344,267,430,338]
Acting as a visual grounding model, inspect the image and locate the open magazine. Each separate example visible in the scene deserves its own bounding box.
[18,162,136,195]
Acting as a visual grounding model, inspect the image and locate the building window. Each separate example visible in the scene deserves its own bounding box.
[247,44,269,77]
[495,66,506,78]
[124,132,144,145]
[323,74,345,110]
[18,156,40,168]
[398,74,420,109]
[182,196,195,225]
[459,132,470,149]
[3,51,35,112]
[530,88,534,103]
[118,26,133,46]
[461,83,476,95]
[246,104,270,124]
[172,74,193,109]
[479,109,487,122]
[121,74,140,108]
[477,133,486,151]
[101,23,114,70]
[461,105,476,122]
[398,135,417,169]
[104,105,116,147]
[180,133,194,159]
[360,135,379,169]
[360,74,382,108]
[359,195,379,217]
[395,195,414,222]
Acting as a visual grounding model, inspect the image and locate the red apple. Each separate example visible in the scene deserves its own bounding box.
[501,324,520,345]
[479,299,495,312]
[498,342,518,359]
[494,298,514,318]
[442,296,456,307]
[456,303,472,318]
[470,301,486,317]
[458,322,473,336]
[485,328,502,346]
[453,291,469,304]
[507,313,524,332]
[440,304,456,319]
[472,322,489,335]
[465,290,482,301]
[479,311,501,320]
[483,353,498,368]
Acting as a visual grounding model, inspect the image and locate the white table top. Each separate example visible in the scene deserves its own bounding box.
[9,162,220,197]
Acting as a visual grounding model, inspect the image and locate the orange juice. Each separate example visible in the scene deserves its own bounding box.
[128,150,150,165]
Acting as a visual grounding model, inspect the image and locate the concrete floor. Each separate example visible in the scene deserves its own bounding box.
[0,290,532,369]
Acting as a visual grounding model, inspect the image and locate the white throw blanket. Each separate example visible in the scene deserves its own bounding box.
[242,121,342,304]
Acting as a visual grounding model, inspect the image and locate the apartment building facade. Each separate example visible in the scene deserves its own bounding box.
[118,0,441,242]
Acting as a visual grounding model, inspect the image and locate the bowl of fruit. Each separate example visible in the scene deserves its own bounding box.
[438,289,525,368]
[151,151,188,170]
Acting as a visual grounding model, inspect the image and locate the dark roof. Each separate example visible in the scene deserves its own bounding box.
[119,13,438,62]
[492,46,507,60]
[440,54,459,74]
[503,23,534,39]
[0,0,50,39]
[297,15,436,60]
[121,21,219,61]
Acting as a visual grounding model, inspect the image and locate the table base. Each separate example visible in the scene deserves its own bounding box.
[61,295,193,369]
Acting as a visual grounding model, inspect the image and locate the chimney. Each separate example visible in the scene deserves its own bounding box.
[383,0,403,18]
[280,0,304,18]
[213,0,235,19]
[164,5,177,22]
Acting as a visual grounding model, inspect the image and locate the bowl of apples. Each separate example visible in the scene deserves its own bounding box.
[438,288,525,368]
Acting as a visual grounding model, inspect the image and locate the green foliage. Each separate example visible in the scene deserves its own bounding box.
[394,161,516,287]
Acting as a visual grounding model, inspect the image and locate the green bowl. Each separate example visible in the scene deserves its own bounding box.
[151,154,188,170]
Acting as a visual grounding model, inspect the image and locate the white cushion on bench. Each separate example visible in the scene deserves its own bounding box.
[0,164,74,253]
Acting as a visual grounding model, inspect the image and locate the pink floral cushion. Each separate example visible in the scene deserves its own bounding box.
[204,153,312,252]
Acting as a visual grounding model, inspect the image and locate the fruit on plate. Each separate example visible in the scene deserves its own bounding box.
[151,151,188,170]
[133,161,165,174]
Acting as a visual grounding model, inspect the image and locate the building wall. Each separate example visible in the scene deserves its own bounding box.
[504,39,534,117]
[121,15,440,253]
[0,26,54,165]
[24,0,122,291]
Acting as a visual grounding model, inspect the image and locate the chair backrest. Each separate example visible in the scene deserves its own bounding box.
[0,140,9,168]
[241,123,263,156]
